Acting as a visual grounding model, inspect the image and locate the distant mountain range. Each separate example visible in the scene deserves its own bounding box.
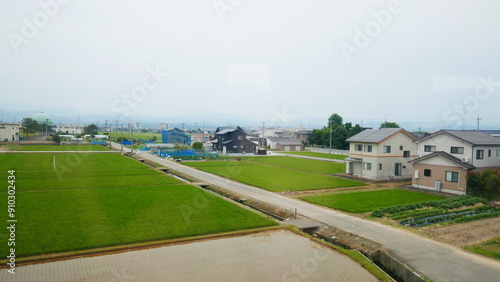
[1,106,498,132]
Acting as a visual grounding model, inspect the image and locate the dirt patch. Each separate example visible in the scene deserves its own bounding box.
[420,217,500,246]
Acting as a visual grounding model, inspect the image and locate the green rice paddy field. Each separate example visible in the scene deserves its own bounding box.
[0,153,276,257]
[300,189,445,213]
[185,156,365,192]
[17,144,110,151]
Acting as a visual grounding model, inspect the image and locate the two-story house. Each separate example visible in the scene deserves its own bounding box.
[294,129,313,144]
[161,128,191,145]
[409,130,500,195]
[212,126,257,154]
[0,122,21,142]
[345,128,418,180]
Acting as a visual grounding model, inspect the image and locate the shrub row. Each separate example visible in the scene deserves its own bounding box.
[371,196,486,218]
[401,206,500,227]
[390,208,445,221]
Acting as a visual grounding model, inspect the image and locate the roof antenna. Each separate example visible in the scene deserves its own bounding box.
[462,104,466,130]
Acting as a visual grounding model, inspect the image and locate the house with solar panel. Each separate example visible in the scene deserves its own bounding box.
[345,128,418,180]
[408,130,500,195]
[212,126,257,154]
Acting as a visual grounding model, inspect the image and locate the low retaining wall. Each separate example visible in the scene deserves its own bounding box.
[373,250,426,282]
[315,226,426,282]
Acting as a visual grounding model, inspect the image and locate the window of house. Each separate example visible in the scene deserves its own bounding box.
[383,146,391,153]
[488,149,492,157]
[364,145,372,152]
[233,145,238,148]
[399,145,403,150]
[476,150,484,160]
[497,149,500,157]
[403,151,410,158]
[424,145,436,152]
[363,162,372,170]
[378,164,382,170]
[450,147,464,154]
[424,169,431,177]
[238,136,243,140]
[445,171,459,183]
[355,144,363,151]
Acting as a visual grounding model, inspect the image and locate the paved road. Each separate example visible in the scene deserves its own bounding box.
[127,146,500,282]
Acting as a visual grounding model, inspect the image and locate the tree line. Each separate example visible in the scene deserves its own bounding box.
[21,117,98,136]
[309,113,400,150]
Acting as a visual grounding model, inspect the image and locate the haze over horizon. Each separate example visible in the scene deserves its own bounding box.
[2,1,500,130]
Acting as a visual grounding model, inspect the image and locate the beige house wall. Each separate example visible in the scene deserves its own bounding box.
[412,163,468,195]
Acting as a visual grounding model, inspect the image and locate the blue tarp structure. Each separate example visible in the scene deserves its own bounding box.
[139,147,151,151]
[122,141,133,145]
[153,150,220,160]
[91,140,106,145]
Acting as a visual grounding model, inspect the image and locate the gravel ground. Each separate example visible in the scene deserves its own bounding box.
[1,230,378,282]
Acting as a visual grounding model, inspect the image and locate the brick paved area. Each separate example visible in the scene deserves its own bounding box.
[1,230,378,281]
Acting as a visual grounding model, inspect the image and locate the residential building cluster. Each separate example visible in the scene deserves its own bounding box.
[345,128,500,195]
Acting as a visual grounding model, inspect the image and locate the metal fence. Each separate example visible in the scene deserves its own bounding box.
[307,147,349,155]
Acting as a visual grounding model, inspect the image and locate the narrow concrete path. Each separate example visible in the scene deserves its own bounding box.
[128,146,500,282]
[273,152,345,163]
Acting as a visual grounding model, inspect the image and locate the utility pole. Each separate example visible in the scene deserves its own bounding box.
[120,124,123,151]
[115,120,119,140]
[477,115,481,131]
[329,120,333,156]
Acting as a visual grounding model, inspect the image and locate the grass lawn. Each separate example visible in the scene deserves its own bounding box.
[242,156,345,174]
[0,153,276,258]
[185,160,364,192]
[18,144,110,151]
[281,151,348,160]
[300,189,445,213]
[464,238,500,260]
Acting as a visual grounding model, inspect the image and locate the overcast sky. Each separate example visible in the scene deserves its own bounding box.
[1,0,500,129]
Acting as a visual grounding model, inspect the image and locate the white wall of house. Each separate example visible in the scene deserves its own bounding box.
[416,133,500,168]
[0,123,21,142]
[348,132,417,179]
[471,146,500,167]
[417,134,471,158]
[54,124,83,134]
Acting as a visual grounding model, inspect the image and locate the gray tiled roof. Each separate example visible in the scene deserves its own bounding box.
[419,130,500,146]
[267,137,303,146]
[346,128,406,143]
[295,130,313,134]
[409,151,476,170]
[216,128,237,135]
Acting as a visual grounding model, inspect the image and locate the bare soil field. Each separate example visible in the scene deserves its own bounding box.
[420,217,500,246]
